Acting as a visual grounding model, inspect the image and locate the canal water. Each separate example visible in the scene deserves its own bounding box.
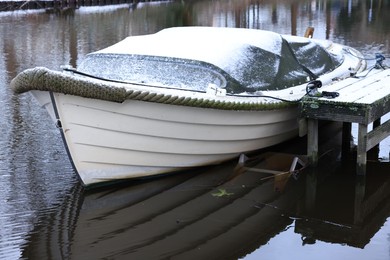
[1,0,390,259]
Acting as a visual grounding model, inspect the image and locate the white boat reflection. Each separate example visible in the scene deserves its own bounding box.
[23,153,306,259]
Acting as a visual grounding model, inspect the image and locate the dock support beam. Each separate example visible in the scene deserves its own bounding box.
[357,123,368,175]
[306,117,390,176]
[308,120,369,175]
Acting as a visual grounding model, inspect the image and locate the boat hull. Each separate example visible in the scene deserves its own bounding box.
[47,92,299,186]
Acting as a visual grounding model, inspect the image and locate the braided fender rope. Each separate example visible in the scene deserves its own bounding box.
[11,67,296,111]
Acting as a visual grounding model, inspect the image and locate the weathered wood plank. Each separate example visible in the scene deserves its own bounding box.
[347,73,390,104]
[355,77,390,104]
[300,98,368,123]
[367,118,390,151]
[368,97,390,123]
[317,70,390,104]
[322,69,385,97]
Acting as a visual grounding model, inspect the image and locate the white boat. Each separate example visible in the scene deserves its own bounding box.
[11,26,366,187]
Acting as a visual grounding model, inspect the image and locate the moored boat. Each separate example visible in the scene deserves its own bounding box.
[11,26,366,187]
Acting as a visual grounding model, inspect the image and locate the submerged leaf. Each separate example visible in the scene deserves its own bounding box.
[211,188,234,197]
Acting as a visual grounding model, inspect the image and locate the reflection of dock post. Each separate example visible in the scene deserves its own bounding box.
[354,175,366,225]
[305,169,317,212]
[306,118,318,213]
[307,119,318,167]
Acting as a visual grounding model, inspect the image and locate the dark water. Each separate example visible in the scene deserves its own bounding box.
[1,0,390,259]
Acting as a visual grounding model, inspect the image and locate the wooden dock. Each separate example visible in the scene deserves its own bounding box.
[300,68,390,175]
[0,0,160,12]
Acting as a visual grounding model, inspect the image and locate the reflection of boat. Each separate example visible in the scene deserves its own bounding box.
[11,26,365,187]
[22,154,306,259]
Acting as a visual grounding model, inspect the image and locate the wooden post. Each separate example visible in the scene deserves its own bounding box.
[304,27,315,38]
[307,119,319,167]
[357,123,368,175]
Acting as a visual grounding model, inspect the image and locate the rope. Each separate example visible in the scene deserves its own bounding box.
[10,67,296,111]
